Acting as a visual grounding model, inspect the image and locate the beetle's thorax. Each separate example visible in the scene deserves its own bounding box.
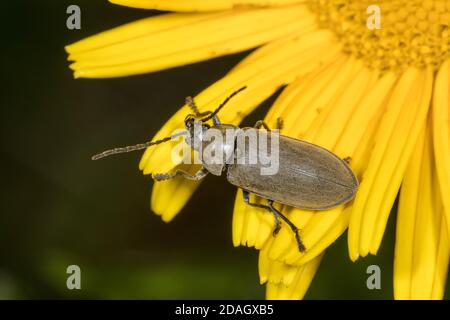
[201,124,240,175]
[185,120,240,176]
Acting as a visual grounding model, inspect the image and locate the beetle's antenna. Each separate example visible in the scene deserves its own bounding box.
[200,86,247,122]
[92,130,187,160]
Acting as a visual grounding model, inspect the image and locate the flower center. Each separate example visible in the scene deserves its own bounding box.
[310,0,450,71]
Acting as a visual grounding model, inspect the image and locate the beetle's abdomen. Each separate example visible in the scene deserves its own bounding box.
[226,133,358,210]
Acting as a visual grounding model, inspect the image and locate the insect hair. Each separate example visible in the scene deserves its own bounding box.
[199,86,246,122]
[92,131,187,160]
[91,86,247,160]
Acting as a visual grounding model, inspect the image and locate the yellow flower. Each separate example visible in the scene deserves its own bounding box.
[66,0,450,299]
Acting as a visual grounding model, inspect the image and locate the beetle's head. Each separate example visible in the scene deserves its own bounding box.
[184,114,210,151]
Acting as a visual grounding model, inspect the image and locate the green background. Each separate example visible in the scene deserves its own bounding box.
[1,1,447,299]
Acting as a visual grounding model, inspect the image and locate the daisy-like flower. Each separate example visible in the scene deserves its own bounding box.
[66,0,450,299]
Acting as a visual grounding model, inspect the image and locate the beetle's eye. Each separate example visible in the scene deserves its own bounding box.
[184,114,196,127]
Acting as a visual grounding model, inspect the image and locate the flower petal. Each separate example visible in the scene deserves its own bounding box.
[66,13,214,54]
[348,67,434,261]
[394,120,449,299]
[232,189,275,248]
[433,59,450,241]
[258,248,298,286]
[431,212,449,299]
[67,5,316,78]
[265,254,323,300]
[109,0,306,12]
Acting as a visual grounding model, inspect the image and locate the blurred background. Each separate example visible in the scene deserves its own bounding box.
[2,1,445,299]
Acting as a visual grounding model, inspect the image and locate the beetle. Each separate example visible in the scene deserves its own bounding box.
[92,86,359,252]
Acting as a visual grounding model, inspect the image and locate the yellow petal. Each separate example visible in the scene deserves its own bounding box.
[67,6,316,78]
[266,254,323,300]
[258,249,298,285]
[232,189,246,247]
[349,67,434,261]
[265,54,354,134]
[433,59,450,241]
[394,120,449,300]
[333,72,398,165]
[109,0,305,12]
[233,189,275,249]
[66,13,215,54]
[431,213,449,299]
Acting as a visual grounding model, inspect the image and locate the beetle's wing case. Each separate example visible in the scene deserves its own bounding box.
[226,129,358,210]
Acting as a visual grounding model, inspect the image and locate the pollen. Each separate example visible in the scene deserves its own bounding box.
[310,0,450,72]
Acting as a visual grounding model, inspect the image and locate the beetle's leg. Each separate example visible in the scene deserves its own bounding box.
[242,190,281,237]
[211,115,221,126]
[199,112,221,126]
[254,120,271,131]
[276,117,284,131]
[152,167,209,181]
[254,118,283,131]
[343,156,352,164]
[185,96,221,126]
[185,96,201,116]
[267,200,306,253]
[198,112,221,126]
[272,213,282,236]
[242,190,305,252]
[242,190,280,231]
[242,190,269,209]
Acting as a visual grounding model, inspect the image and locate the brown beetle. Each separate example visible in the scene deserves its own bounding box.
[92,87,359,252]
